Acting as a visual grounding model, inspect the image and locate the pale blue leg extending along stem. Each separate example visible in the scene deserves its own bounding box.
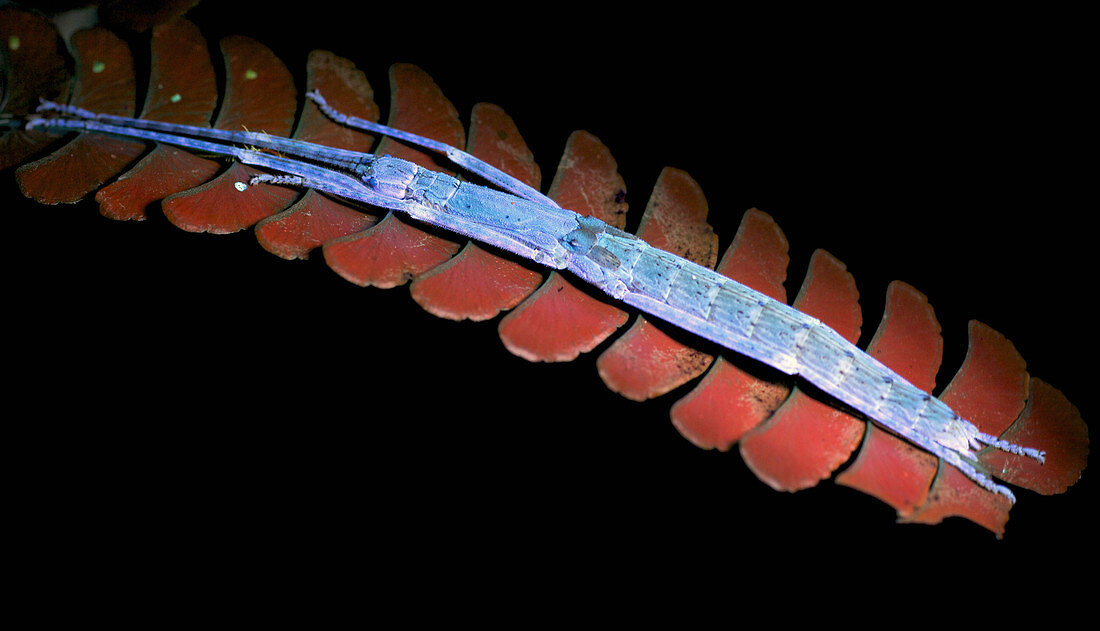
[33,99,372,174]
[305,91,558,208]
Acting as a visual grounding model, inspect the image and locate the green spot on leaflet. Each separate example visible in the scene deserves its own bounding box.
[244,69,258,80]
[8,35,19,51]
[92,61,106,73]
[170,93,182,103]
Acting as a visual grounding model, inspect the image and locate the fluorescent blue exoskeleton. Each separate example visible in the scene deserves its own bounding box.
[24,94,1046,502]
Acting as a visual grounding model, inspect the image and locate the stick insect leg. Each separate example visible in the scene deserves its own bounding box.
[975,431,1046,462]
[24,110,402,213]
[935,444,1018,503]
[26,115,264,161]
[306,91,558,208]
[33,100,373,174]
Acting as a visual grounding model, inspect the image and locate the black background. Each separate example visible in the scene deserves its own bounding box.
[4,1,1093,597]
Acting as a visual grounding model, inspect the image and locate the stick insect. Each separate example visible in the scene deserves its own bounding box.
[24,91,1055,503]
[4,2,1091,554]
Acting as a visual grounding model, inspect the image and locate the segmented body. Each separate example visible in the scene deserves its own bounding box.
[565,219,1040,498]
[373,156,579,269]
[323,147,1053,500]
[23,101,1045,500]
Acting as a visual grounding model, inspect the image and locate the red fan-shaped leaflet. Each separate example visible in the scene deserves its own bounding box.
[2,4,1089,552]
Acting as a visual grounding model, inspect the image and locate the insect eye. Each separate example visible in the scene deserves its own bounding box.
[561,226,595,253]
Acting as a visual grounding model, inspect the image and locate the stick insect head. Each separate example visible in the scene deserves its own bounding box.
[362,155,419,200]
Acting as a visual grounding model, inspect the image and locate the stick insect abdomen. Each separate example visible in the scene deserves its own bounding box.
[581,227,1031,497]
[595,230,814,373]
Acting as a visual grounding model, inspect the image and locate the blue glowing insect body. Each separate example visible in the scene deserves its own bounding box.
[23,95,1047,502]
